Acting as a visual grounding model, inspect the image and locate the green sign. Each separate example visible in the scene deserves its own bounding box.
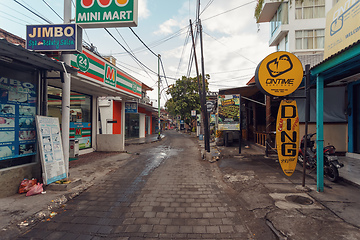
[75,0,138,28]
[76,53,90,72]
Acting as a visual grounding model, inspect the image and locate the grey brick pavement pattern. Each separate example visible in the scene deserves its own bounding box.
[18,139,251,239]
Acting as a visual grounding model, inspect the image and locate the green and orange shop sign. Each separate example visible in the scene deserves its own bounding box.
[76,0,138,28]
[255,52,303,176]
[71,49,141,98]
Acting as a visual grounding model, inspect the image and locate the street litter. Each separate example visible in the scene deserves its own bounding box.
[26,183,43,196]
[55,180,71,184]
[18,178,37,194]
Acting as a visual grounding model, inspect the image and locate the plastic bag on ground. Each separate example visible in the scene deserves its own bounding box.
[18,179,37,194]
[26,183,43,197]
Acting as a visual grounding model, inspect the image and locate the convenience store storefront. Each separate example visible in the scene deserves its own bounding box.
[47,47,142,153]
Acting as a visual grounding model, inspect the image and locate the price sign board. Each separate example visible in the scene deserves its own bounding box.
[36,116,66,184]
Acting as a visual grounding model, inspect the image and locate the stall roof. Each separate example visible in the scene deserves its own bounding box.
[0,38,76,73]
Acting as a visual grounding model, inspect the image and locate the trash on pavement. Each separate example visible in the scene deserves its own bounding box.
[26,183,44,197]
[18,178,37,194]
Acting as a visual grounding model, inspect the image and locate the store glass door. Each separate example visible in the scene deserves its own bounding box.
[125,113,139,139]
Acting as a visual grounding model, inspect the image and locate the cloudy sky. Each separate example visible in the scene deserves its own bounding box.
[0,0,275,106]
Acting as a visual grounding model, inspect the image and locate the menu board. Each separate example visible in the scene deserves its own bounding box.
[0,77,37,160]
[36,116,66,184]
[217,95,240,131]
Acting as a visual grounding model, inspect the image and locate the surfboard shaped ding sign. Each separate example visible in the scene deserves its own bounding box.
[276,100,299,176]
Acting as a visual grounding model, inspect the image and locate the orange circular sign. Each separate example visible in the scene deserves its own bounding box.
[255,51,303,97]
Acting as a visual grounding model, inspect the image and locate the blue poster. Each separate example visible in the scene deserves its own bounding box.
[0,77,37,161]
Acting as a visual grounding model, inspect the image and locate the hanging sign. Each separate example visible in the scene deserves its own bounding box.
[276,100,299,176]
[26,24,82,53]
[75,0,138,28]
[255,51,303,97]
[125,101,138,113]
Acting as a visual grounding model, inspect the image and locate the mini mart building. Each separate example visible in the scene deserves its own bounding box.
[0,31,153,197]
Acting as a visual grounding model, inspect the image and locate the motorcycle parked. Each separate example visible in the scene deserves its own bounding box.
[298,133,344,182]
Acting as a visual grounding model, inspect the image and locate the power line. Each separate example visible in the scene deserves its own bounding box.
[115,28,156,83]
[175,26,191,78]
[0,14,29,26]
[104,28,158,77]
[200,0,215,16]
[2,3,43,23]
[129,27,170,87]
[13,0,52,24]
[129,27,157,57]
[42,0,63,21]
[202,1,256,22]
[202,30,257,65]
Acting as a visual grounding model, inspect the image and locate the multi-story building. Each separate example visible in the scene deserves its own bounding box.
[257,0,338,67]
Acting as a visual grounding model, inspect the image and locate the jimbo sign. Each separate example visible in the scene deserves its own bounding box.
[255,51,303,176]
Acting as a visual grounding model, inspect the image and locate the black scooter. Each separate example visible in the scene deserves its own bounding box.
[298,133,344,182]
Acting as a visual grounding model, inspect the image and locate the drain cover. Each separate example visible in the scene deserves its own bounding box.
[285,195,314,205]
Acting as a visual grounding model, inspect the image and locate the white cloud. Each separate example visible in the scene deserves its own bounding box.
[154,19,182,35]
[138,0,150,19]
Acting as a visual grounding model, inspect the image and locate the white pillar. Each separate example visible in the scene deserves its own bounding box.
[62,0,71,178]
[121,101,126,150]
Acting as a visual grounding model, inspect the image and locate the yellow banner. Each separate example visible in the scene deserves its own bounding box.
[276,100,299,176]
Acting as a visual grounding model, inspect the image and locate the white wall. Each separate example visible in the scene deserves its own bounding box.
[98,98,113,134]
[139,113,145,138]
[273,0,333,54]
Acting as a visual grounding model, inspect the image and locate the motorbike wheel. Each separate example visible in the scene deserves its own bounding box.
[325,165,339,182]
[298,153,304,166]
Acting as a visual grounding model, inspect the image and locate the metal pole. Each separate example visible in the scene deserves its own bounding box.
[302,64,310,187]
[316,74,324,192]
[62,0,71,179]
[239,96,242,154]
[158,54,161,139]
[199,20,210,152]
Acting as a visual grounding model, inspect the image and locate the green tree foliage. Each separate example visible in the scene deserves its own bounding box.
[165,75,209,125]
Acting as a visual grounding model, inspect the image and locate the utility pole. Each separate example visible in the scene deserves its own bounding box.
[63,0,71,179]
[189,20,208,151]
[199,19,210,152]
[158,54,161,139]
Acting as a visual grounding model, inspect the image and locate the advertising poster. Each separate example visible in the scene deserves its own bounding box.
[36,116,66,184]
[324,0,360,59]
[217,95,240,131]
[125,102,138,113]
[0,77,37,160]
[70,122,91,149]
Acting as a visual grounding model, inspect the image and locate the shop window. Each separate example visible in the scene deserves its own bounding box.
[48,86,92,150]
[295,29,324,50]
[0,71,37,168]
[295,0,325,19]
[270,3,288,38]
